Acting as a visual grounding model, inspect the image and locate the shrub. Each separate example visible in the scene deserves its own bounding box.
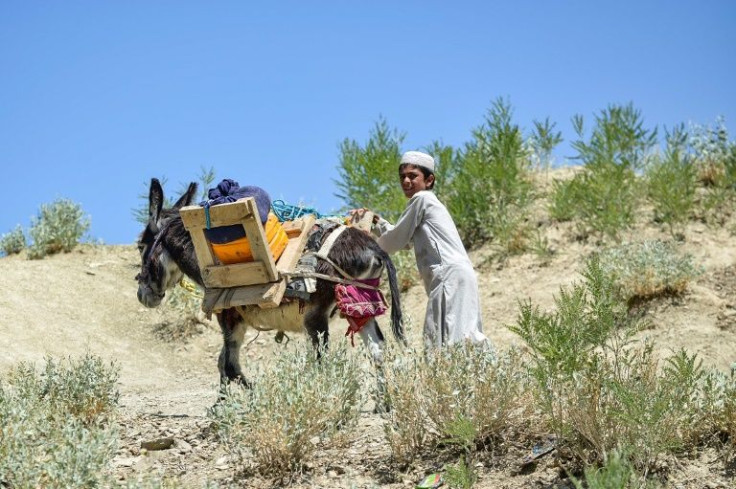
[688,118,736,224]
[0,225,26,256]
[27,198,90,259]
[572,449,659,489]
[382,345,527,465]
[0,354,120,487]
[551,104,656,240]
[335,117,406,222]
[528,117,564,173]
[446,98,534,252]
[509,258,731,476]
[645,126,697,237]
[209,341,364,476]
[596,240,701,306]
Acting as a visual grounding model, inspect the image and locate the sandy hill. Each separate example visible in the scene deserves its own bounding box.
[1,185,735,487]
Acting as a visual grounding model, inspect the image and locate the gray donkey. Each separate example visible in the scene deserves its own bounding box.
[135,178,404,390]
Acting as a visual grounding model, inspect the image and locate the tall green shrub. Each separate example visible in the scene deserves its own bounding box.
[645,125,697,236]
[510,256,730,474]
[334,117,406,221]
[27,198,90,259]
[446,98,534,251]
[551,104,655,240]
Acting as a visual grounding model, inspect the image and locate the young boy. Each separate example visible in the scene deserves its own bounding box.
[371,151,489,350]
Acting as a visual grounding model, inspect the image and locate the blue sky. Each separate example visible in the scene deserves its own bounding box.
[1,1,734,245]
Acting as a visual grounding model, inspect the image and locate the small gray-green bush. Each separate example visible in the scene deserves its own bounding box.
[0,354,120,487]
[596,240,701,306]
[0,225,26,255]
[382,345,527,465]
[27,198,90,259]
[209,341,364,476]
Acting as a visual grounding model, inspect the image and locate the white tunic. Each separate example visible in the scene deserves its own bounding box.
[374,191,489,350]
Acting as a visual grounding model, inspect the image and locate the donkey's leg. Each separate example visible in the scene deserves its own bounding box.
[216,309,251,389]
[357,318,390,413]
[303,300,332,356]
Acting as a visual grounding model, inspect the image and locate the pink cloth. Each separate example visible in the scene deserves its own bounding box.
[335,278,387,345]
[335,278,387,319]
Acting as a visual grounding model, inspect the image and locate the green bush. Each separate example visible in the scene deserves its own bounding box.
[551,104,656,240]
[445,98,534,252]
[597,240,701,306]
[645,126,697,237]
[0,354,120,487]
[572,449,660,489]
[0,225,27,256]
[509,258,730,476]
[528,117,564,173]
[209,341,364,476]
[335,117,406,222]
[27,198,90,259]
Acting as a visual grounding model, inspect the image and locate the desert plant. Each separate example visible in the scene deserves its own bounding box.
[26,198,90,259]
[0,224,26,255]
[0,354,120,487]
[335,116,406,221]
[645,125,697,237]
[528,117,564,173]
[382,345,526,465]
[596,240,701,306]
[510,257,730,475]
[446,97,534,252]
[572,448,660,489]
[209,341,364,476]
[551,104,656,240]
[688,118,736,225]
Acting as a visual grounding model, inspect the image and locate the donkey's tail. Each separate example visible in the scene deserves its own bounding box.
[380,249,406,345]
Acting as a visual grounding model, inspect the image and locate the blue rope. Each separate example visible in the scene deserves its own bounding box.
[271,200,325,221]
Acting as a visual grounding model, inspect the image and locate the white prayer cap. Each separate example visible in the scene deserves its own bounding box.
[400,151,435,172]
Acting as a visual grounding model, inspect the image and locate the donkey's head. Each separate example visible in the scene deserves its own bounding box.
[136,178,197,308]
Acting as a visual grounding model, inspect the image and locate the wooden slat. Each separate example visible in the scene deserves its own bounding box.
[180,200,255,230]
[282,218,313,237]
[188,228,217,269]
[277,214,316,275]
[240,199,278,282]
[202,261,272,288]
[203,279,287,311]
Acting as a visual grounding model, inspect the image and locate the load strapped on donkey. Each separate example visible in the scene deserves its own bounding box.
[177,178,385,343]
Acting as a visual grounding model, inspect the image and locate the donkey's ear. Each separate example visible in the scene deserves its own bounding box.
[149,178,164,223]
[173,182,197,210]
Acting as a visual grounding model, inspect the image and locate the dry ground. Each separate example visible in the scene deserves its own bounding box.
[1,177,735,487]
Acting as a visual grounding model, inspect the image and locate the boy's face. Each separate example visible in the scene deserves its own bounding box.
[398,164,434,199]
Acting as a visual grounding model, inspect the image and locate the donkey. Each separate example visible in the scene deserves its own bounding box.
[135,178,405,390]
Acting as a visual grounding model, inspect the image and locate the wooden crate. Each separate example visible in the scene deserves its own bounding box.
[179,198,315,309]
